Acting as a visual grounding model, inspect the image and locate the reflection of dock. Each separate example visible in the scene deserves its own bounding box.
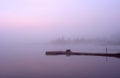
[46,49,120,58]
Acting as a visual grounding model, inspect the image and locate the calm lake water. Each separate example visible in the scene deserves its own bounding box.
[0,44,120,78]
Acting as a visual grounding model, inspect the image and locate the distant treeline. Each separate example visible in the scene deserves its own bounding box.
[50,37,120,45]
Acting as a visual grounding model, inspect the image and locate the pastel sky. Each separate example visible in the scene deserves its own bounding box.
[0,0,120,43]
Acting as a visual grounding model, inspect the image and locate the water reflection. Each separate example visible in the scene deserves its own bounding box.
[0,44,120,78]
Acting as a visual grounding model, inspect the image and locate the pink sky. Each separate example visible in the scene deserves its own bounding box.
[0,0,119,26]
[0,0,120,43]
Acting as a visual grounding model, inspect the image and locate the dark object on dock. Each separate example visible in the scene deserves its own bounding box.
[46,49,120,58]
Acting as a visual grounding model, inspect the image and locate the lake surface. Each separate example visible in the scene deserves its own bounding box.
[0,44,120,78]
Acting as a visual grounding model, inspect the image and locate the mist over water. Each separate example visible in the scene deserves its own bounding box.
[0,23,120,45]
[0,43,120,78]
[0,0,120,78]
[0,25,120,78]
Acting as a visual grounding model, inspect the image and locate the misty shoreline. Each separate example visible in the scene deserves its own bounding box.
[50,37,120,45]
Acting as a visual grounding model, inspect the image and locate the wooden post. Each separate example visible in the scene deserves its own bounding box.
[106,48,108,62]
[106,48,108,54]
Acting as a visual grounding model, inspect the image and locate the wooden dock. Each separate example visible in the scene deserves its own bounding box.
[46,49,120,58]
